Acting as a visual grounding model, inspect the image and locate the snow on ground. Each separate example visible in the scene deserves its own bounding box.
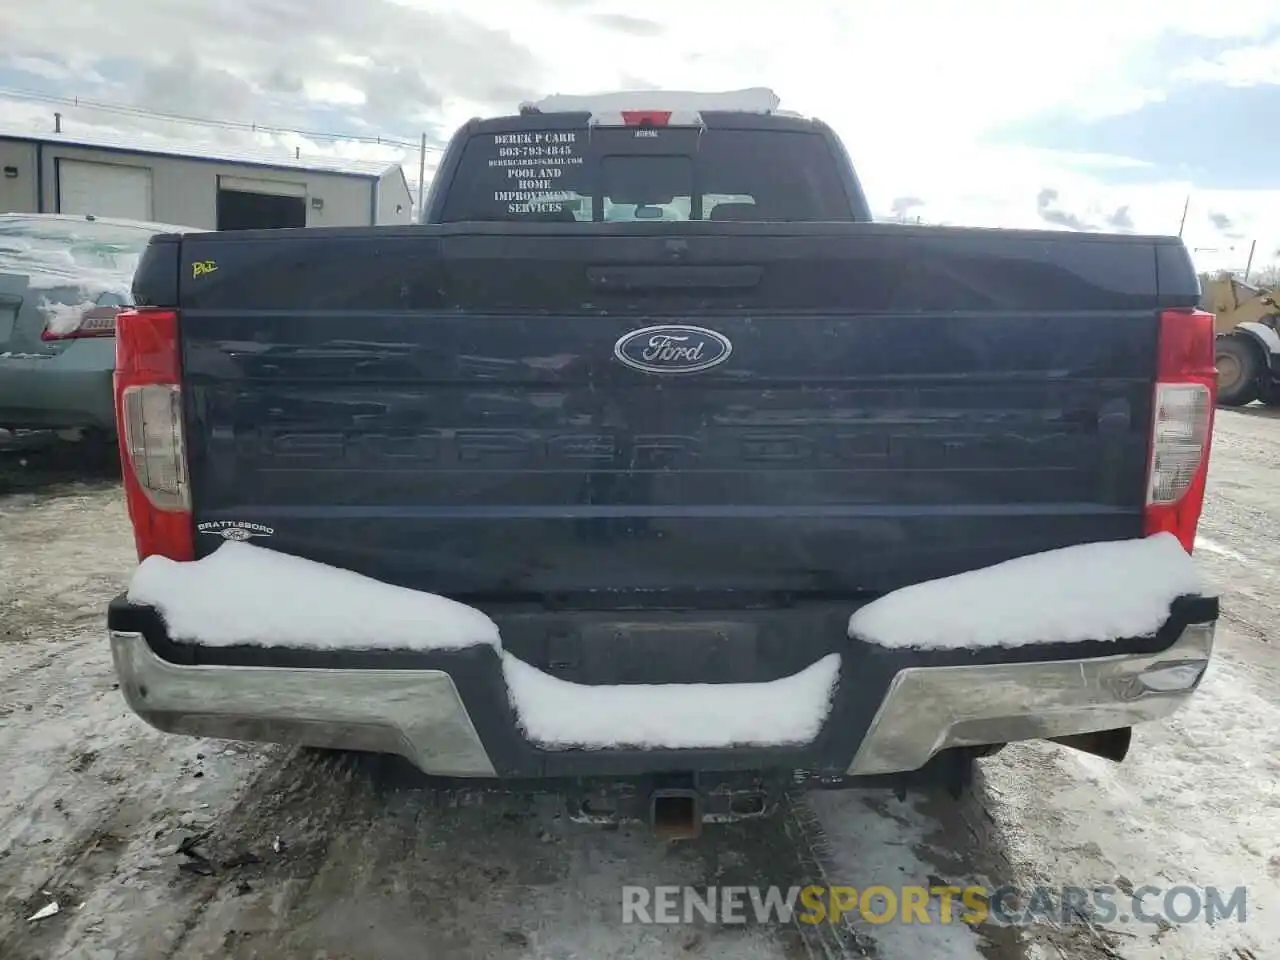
[807,622,1280,959]
[848,532,1208,650]
[808,789,991,959]
[502,651,841,749]
[981,625,1280,959]
[127,540,501,650]
[1194,534,1248,563]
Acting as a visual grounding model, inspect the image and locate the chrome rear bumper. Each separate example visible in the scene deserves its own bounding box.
[847,621,1214,774]
[111,631,495,776]
[111,619,1215,780]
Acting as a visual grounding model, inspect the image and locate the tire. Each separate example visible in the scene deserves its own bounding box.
[1215,336,1264,406]
[67,428,122,478]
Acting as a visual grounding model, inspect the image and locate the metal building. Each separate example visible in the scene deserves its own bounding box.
[0,127,413,230]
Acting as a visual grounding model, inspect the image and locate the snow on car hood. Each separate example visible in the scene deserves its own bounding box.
[0,222,146,304]
[37,298,101,335]
[847,532,1209,651]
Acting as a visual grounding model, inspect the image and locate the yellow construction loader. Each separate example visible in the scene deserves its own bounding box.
[1200,273,1280,406]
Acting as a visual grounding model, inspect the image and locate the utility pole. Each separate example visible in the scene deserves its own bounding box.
[1244,239,1256,281]
[1177,194,1190,237]
[417,132,428,223]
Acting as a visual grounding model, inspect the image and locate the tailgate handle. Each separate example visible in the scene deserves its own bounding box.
[586,265,762,291]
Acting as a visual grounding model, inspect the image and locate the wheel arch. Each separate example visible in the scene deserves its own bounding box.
[1229,321,1280,360]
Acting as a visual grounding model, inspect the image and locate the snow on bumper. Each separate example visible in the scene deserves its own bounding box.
[500,652,841,750]
[108,615,1216,779]
[108,537,1219,779]
[847,532,1206,651]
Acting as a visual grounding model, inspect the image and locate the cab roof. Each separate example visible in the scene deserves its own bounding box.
[518,88,786,117]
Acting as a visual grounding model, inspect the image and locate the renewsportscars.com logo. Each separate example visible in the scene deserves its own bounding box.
[621,884,1249,927]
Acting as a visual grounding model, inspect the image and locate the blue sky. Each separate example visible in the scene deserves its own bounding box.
[993,25,1280,193]
[1,0,1278,273]
[995,82,1280,192]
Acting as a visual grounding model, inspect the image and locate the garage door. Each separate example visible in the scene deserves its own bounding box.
[218,175,306,197]
[217,175,308,230]
[57,159,153,220]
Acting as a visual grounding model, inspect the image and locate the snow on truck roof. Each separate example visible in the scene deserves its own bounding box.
[517,88,802,124]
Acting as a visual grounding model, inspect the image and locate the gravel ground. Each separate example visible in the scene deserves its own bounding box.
[0,411,1276,960]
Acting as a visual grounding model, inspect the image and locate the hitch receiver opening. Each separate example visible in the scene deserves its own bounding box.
[651,789,702,840]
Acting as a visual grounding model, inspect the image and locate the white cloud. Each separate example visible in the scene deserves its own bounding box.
[4,57,83,84]
[448,0,1280,269]
[1,0,1278,271]
[1177,37,1280,86]
[302,81,367,107]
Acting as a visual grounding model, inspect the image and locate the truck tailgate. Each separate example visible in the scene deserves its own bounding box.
[169,224,1172,601]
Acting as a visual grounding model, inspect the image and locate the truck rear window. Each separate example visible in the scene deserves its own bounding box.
[438,128,853,223]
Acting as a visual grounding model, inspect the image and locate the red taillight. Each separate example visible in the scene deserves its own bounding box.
[114,307,193,562]
[621,110,673,127]
[1143,308,1216,553]
[40,305,121,341]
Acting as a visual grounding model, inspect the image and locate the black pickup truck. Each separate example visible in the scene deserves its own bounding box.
[107,91,1219,835]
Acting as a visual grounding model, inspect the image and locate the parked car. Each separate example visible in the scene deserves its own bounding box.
[106,90,1219,837]
[0,213,189,444]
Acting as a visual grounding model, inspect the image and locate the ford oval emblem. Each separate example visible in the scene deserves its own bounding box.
[613,324,733,375]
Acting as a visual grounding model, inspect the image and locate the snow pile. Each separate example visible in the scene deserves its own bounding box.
[501,652,841,749]
[38,299,98,336]
[127,541,500,651]
[848,533,1208,651]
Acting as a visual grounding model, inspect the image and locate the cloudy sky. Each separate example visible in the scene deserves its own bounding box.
[2,0,1279,272]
